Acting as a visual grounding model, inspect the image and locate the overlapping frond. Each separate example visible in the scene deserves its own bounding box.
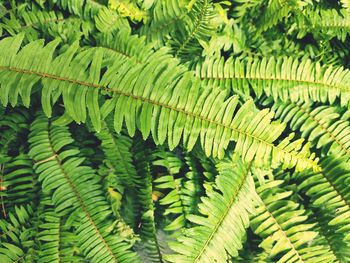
[257,0,298,33]
[1,0,350,262]
[36,196,83,262]
[95,30,153,64]
[0,108,30,155]
[293,156,350,241]
[94,7,129,33]
[166,156,258,262]
[153,148,187,232]
[94,121,141,244]
[271,99,350,158]
[51,0,106,18]
[171,0,216,59]
[0,9,88,43]
[196,56,350,106]
[0,34,319,171]
[132,139,163,262]
[293,8,350,41]
[309,210,350,263]
[95,120,136,189]
[140,0,189,47]
[28,114,139,262]
[0,205,35,262]
[0,154,37,212]
[180,154,204,215]
[251,179,336,262]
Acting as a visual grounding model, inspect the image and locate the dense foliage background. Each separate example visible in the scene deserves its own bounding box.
[1,0,350,262]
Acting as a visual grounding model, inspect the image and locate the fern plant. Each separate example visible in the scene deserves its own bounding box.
[0,0,350,262]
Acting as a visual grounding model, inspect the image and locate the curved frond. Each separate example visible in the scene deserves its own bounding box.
[0,205,35,262]
[1,154,38,213]
[95,120,136,189]
[0,34,320,171]
[140,0,189,47]
[166,156,258,262]
[257,0,298,32]
[132,139,163,262]
[271,99,350,159]
[171,0,216,59]
[0,9,89,43]
[1,0,350,262]
[28,114,139,262]
[0,36,318,170]
[51,0,106,18]
[153,148,187,232]
[197,56,350,106]
[251,179,336,262]
[293,156,350,241]
[294,9,350,41]
[36,196,84,262]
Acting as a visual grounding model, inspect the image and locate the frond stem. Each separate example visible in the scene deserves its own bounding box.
[0,65,319,170]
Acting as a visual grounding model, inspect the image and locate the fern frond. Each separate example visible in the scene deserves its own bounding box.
[95,6,129,33]
[0,9,88,43]
[257,0,298,32]
[294,8,350,41]
[309,208,350,263]
[0,108,30,155]
[1,0,350,261]
[153,148,187,232]
[0,205,35,262]
[140,0,188,47]
[28,114,139,262]
[251,179,336,262]
[132,138,163,262]
[166,156,258,262]
[51,0,106,18]
[1,154,38,213]
[293,156,350,241]
[0,34,320,171]
[172,0,216,60]
[36,196,83,262]
[179,153,204,216]
[96,120,136,189]
[270,99,350,159]
[93,122,139,243]
[197,56,350,106]
[95,30,153,64]
[0,36,318,170]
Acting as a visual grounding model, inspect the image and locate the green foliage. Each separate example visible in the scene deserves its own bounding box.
[29,114,138,262]
[270,99,350,159]
[294,156,350,241]
[197,56,350,106]
[293,8,350,41]
[166,156,258,262]
[0,0,350,262]
[250,179,336,262]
